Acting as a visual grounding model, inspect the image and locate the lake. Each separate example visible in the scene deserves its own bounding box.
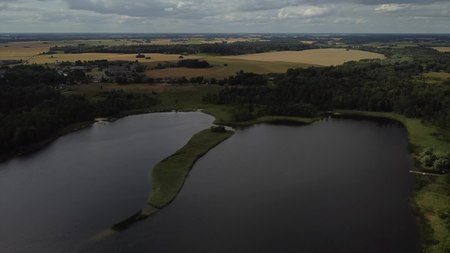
[0,114,421,253]
[0,112,214,253]
[84,117,421,253]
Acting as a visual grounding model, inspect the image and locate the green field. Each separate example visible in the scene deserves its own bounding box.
[149,129,234,208]
[336,110,450,153]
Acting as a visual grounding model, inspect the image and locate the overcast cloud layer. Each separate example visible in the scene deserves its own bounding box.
[0,0,449,33]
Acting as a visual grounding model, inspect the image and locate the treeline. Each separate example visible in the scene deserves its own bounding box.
[204,60,450,128]
[49,40,316,56]
[0,65,157,156]
[176,59,210,68]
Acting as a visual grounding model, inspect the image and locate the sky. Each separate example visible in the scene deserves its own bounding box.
[0,0,449,33]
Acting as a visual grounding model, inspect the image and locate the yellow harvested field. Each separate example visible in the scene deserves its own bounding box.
[221,48,385,66]
[27,53,198,64]
[432,47,450,53]
[0,41,56,60]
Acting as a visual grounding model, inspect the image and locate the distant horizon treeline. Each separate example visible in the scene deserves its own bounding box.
[48,39,317,56]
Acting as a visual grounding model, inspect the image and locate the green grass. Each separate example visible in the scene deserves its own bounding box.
[416,175,450,253]
[201,56,310,74]
[149,129,234,208]
[336,110,450,253]
[231,115,317,127]
[336,110,450,153]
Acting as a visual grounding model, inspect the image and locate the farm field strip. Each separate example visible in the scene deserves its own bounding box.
[221,48,385,66]
[432,47,450,53]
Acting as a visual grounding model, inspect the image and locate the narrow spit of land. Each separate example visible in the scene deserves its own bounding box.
[105,114,317,233]
[99,128,233,234]
[149,128,234,208]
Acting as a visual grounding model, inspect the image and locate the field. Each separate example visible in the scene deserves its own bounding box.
[0,41,56,61]
[363,41,418,49]
[0,37,262,62]
[149,37,261,45]
[26,53,197,64]
[425,72,450,85]
[432,47,450,53]
[0,41,194,63]
[146,57,305,79]
[221,48,385,66]
[146,67,235,79]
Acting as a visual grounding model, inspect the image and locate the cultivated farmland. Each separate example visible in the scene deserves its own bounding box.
[432,47,450,53]
[0,41,56,61]
[27,53,198,64]
[221,48,385,66]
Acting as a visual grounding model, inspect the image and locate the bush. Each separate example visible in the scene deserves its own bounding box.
[211,126,226,133]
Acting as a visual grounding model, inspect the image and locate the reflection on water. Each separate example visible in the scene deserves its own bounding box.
[0,112,214,253]
[84,118,421,253]
[0,116,421,253]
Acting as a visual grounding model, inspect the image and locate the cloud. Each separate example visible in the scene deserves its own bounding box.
[0,0,449,33]
[278,5,333,19]
[334,17,366,24]
[375,3,410,12]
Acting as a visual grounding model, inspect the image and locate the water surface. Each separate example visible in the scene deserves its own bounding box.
[84,118,421,253]
[0,112,214,253]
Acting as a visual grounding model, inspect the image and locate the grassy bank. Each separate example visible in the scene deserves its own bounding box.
[336,110,450,253]
[149,129,234,208]
[228,115,317,127]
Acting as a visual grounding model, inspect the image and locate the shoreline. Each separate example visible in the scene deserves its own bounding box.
[0,120,94,163]
[3,106,447,251]
[149,128,234,208]
[0,108,202,164]
[104,113,320,233]
[334,110,450,252]
[98,127,234,234]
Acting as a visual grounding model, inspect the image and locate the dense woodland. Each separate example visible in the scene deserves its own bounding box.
[0,65,157,156]
[49,40,316,55]
[205,50,450,128]
[176,59,211,68]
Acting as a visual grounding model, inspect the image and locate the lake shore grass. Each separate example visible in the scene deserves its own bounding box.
[335,110,450,253]
[149,129,234,208]
[227,115,318,127]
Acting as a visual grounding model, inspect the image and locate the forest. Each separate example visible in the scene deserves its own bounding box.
[49,40,317,55]
[204,50,450,128]
[0,65,157,157]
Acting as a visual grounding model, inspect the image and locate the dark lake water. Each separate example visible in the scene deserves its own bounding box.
[1,114,421,253]
[84,117,421,253]
[0,112,214,253]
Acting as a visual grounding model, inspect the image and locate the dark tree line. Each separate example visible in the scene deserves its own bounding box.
[49,40,316,56]
[0,65,157,156]
[176,59,211,68]
[205,59,450,127]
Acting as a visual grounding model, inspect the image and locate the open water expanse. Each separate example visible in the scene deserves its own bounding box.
[0,113,421,253]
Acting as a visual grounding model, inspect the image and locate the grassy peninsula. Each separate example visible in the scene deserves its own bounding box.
[149,128,234,208]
